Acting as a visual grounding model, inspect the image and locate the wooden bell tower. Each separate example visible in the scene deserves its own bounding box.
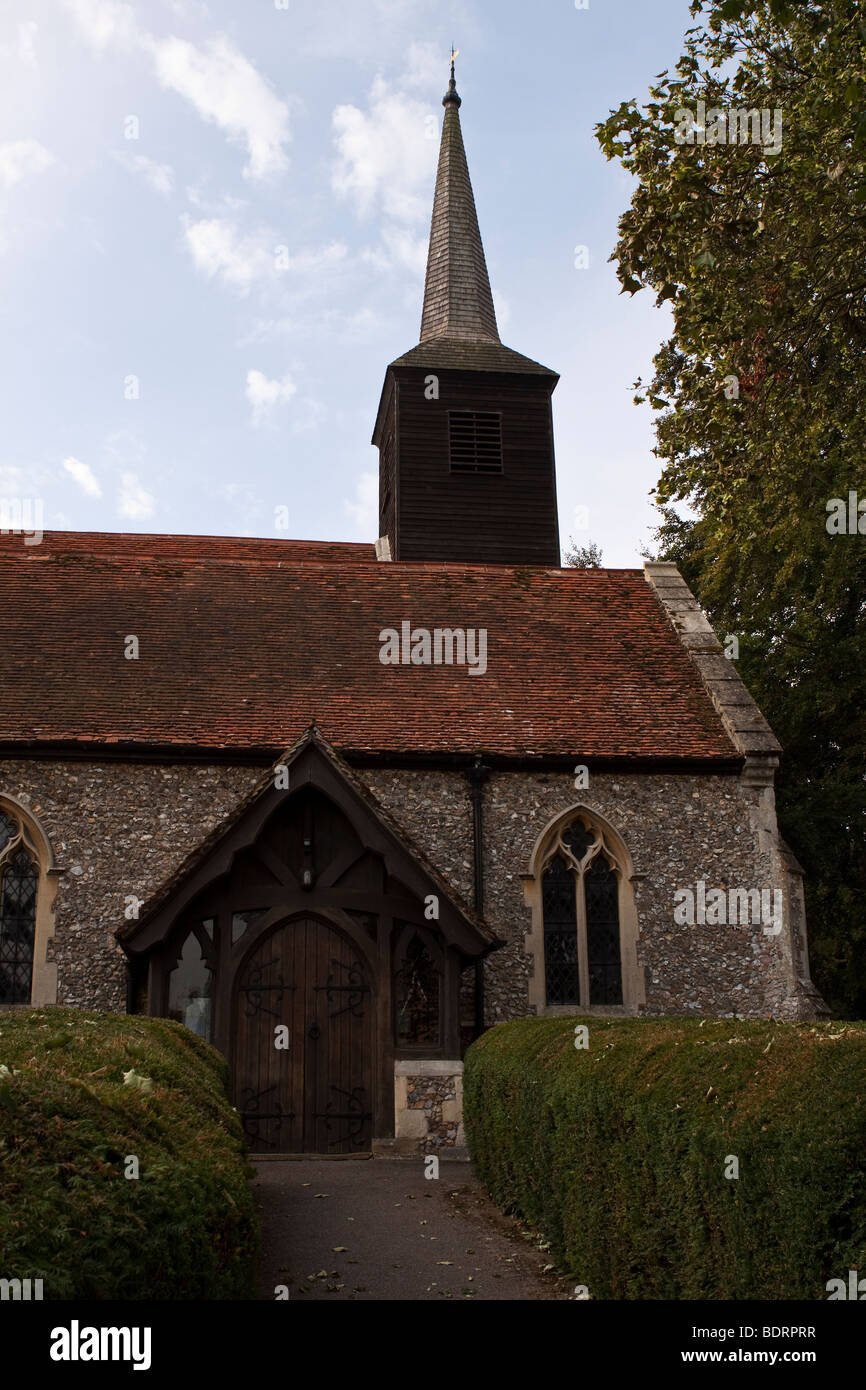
[372,57,561,567]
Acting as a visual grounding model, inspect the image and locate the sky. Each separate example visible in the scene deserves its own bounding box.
[0,0,697,567]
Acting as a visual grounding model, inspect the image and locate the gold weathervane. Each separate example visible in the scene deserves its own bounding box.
[450,46,459,66]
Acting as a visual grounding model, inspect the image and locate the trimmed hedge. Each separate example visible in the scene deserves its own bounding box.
[0,1008,258,1299]
[464,1016,866,1299]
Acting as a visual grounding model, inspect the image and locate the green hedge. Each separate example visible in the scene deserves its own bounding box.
[464,1016,866,1299]
[0,1008,258,1299]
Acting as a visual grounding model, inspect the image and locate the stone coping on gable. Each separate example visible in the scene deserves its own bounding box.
[643,562,782,770]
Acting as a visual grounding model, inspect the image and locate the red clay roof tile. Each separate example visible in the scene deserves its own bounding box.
[0,531,735,760]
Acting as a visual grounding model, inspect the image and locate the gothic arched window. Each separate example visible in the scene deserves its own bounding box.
[167,923,215,1040]
[0,808,40,1005]
[542,816,623,1007]
[393,925,441,1048]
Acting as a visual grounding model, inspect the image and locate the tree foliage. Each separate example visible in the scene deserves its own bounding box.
[564,538,604,568]
[596,0,866,1014]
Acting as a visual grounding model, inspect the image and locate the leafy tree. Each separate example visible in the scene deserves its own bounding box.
[596,0,866,1015]
[564,539,604,568]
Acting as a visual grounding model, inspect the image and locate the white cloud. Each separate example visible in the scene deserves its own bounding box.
[400,41,445,92]
[62,4,289,180]
[245,369,297,426]
[149,34,290,180]
[60,0,137,52]
[343,471,378,535]
[184,184,248,214]
[285,242,348,275]
[116,152,174,194]
[332,75,437,224]
[0,140,54,188]
[63,456,102,498]
[0,461,47,494]
[183,217,274,292]
[162,0,210,17]
[2,21,39,67]
[365,225,427,275]
[183,217,350,297]
[117,471,155,519]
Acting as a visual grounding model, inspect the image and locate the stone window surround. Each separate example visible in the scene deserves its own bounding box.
[0,793,60,1007]
[521,802,646,1017]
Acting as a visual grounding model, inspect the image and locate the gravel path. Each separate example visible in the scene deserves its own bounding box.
[253,1157,572,1301]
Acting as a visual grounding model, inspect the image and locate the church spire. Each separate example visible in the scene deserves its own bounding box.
[419,53,500,344]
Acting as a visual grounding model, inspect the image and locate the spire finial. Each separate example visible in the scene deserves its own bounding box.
[444,45,461,107]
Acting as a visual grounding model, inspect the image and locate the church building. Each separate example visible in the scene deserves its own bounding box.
[0,63,826,1156]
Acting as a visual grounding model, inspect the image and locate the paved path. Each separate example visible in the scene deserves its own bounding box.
[253,1158,571,1301]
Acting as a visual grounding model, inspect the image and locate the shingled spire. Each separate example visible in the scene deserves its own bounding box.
[419,56,500,344]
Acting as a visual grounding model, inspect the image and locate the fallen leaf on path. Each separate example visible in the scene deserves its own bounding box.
[332,1246,348,1252]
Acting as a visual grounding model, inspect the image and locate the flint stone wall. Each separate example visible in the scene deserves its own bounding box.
[363,767,809,1021]
[0,760,263,1011]
[0,758,810,1020]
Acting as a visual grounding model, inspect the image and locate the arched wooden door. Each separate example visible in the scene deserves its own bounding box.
[232,916,374,1154]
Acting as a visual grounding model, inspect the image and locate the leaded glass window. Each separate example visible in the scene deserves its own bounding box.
[585,856,623,1006]
[561,821,596,865]
[541,817,623,1007]
[232,908,267,945]
[394,927,441,1048]
[168,930,213,1040]
[0,809,39,1005]
[542,855,580,1004]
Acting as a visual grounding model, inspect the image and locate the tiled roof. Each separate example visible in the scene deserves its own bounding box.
[390,336,556,377]
[0,532,376,564]
[0,531,736,760]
